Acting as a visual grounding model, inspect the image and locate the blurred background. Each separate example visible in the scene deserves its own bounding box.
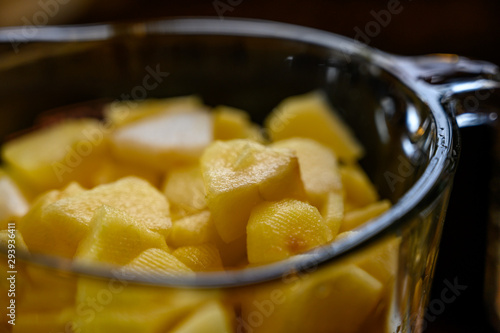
[1,0,499,332]
[1,0,499,64]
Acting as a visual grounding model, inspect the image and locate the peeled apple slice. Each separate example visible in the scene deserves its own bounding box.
[292,264,384,333]
[340,200,391,232]
[0,170,29,229]
[172,243,224,272]
[265,92,364,163]
[1,118,106,191]
[169,301,233,333]
[111,107,213,170]
[40,177,171,257]
[73,288,211,333]
[74,276,217,333]
[167,211,217,248]
[120,248,193,278]
[340,164,379,209]
[349,236,400,286]
[18,182,85,257]
[350,237,401,333]
[272,138,342,207]
[75,278,218,315]
[104,95,204,128]
[321,191,344,239]
[241,264,383,333]
[168,212,247,268]
[163,164,207,219]
[247,199,332,264]
[213,105,264,142]
[201,139,305,243]
[75,205,168,266]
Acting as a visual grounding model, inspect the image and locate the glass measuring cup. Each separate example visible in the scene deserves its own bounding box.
[0,18,499,333]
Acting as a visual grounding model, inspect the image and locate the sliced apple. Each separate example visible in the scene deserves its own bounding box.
[39,177,171,257]
[0,170,29,230]
[340,164,379,209]
[265,92,363,163]
[163,164,207,219]
[168,211,217,248]
[111,107,213,170]
[213,105,263,142]
[321,191,345,239]
[201,139,305,243]
[340,200,391,232]
[272,138,342,207]
[173,243,224,272]
[169,301,233,333]
[1,118,107,191]
[18,182,85,257]
[247,199,331,264]
[120,248,193,278]
[75,206,168,266]
[104,95,204,128]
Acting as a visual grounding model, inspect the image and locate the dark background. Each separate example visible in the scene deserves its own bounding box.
[3,0,500,332]
[73,0,500,66]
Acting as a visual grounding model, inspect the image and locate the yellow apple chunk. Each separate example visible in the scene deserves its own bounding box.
[167,212,248,268]
[39,177,171,257]
[18,182,85,257]
[213,105,263,142]
[351,237,401,333]
[265,92,364,163]
[111,107,213,170]
[75,277,218,317]
[201,140,305,243]
[321,191,345,239]
[350,236,400,286]
[163,164,207,219]
[272,138,342,207]
[120,248,193,278]
[240,264,383,333]
[74,205,168,266]
[340,164,379,209]
[167,211,217,248]
[73,290,209,333]
[247,199,332,264]
[169,301,234,333]
[340,200,391,232]
[292,264,384,333]
[104,95,204,128]
[0,171,29,230]
[1,118,107,192]
[173,243,224,272]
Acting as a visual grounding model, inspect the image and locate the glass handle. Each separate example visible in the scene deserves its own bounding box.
[397,53,500,331]
[440,61,500,333]
[393,53,500,126]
